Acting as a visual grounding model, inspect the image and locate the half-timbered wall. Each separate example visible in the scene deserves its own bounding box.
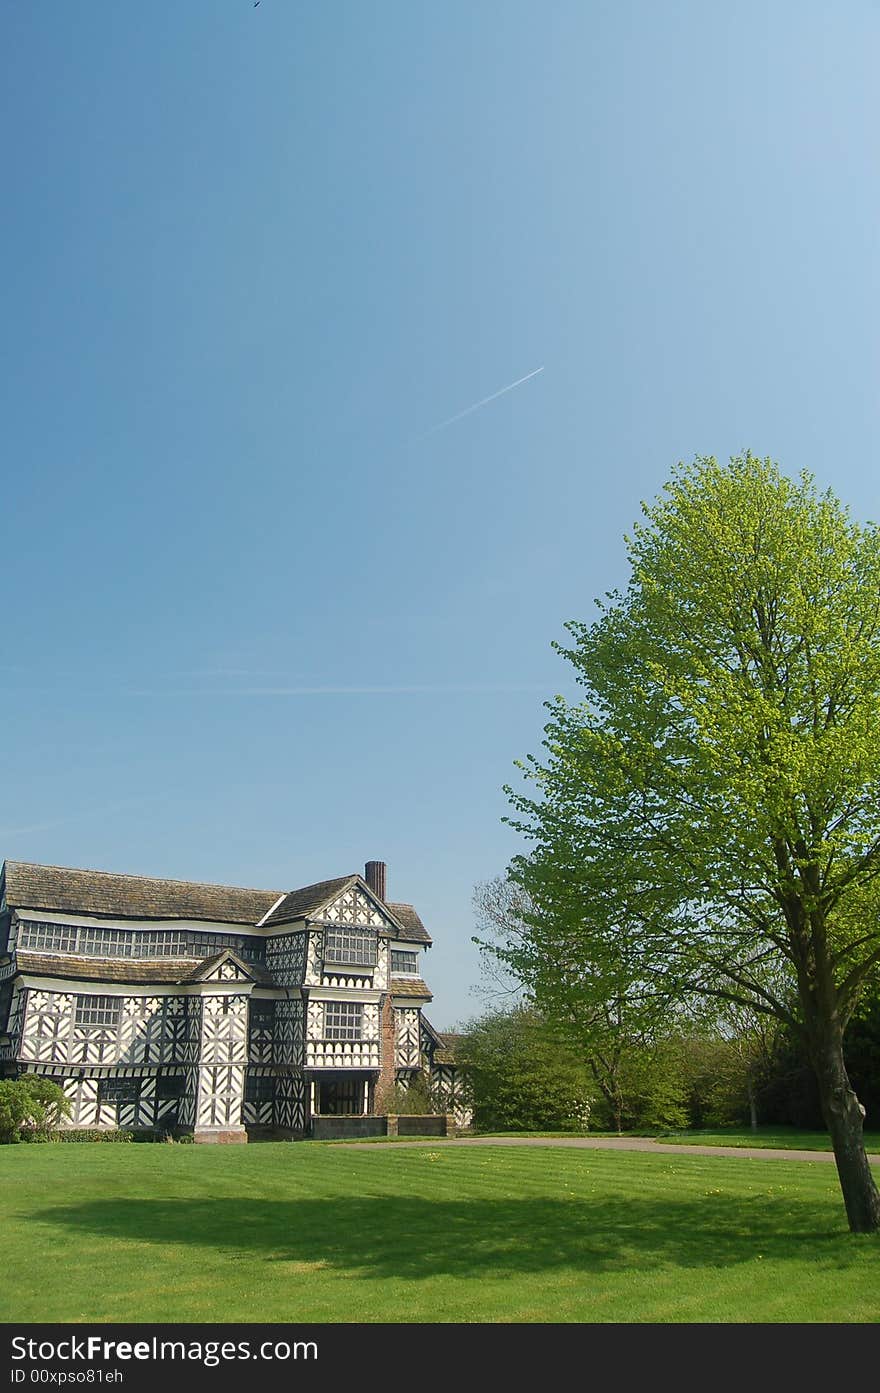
[305,997,380,1069]
[0,968,21,1066]
[265,930,311,987]
[17,988,207,1068]
[242,1067,275,1126]
[248,999,275,1065]
[323,886,385,929]
[394,1006,422,1071]
[318,888,391,992]
[275,1070,308,1133]
[429,1063,472,1127]
[275,997,304,1068]
[20,1063,196,1131]
[194,992,248,1129]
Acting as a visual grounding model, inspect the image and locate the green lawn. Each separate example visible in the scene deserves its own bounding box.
[2,1141,878,1323]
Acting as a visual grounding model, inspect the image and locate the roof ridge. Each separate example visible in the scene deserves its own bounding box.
[286,872,358,895]
[4,859,283,898]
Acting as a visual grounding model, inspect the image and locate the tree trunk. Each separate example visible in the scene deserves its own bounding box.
[746,1075,758,1132]
[811,1028,880,1234]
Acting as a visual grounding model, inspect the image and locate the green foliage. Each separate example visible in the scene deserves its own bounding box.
[52,1128,133,1143]
[458,1007,591,1133]
[383,1074,449,1116]
[0,1077,71,1143]
[593,1038,690,1132]
[0,1081,32,1143]
[508,454,880,1034]
[473,875,703,1132]
[504,453,880,1225]
[671,1032,765,1129]
[756,991,880,1131]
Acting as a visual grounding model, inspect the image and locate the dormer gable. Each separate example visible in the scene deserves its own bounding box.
[260,875,407,937]
[188,949,258,983]
[319,879,404,936]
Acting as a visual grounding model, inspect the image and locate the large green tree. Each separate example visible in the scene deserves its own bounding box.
[507,454,880,1232]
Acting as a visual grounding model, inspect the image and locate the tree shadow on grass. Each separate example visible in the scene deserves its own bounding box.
[34,1194,848,1279]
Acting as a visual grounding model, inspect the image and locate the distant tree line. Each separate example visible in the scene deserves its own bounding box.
[456,999,880,1136]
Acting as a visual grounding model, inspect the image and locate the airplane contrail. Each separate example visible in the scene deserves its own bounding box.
[423,365,544,436]
[127,683,549,697]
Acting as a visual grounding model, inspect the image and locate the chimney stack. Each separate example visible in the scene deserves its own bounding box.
[364,861,387,901]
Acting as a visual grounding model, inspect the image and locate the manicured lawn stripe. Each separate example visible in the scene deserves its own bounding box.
[2,1143,878,1323]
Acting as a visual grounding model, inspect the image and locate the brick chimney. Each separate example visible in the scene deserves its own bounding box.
[364,860,387,901]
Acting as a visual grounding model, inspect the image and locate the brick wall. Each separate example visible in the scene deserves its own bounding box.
[375,993,396,1111]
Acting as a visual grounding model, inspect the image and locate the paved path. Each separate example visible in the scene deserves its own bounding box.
[338,1135,880,1164]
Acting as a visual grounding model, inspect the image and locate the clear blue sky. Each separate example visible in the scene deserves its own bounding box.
[3,3,879,1027]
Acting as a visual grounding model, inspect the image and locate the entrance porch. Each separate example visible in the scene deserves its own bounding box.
[309,1071,376,1117]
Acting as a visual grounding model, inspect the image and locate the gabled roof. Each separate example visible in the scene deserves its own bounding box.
[259,874,413,938]
[435,1032,466,1064]
[2,860,433,946]
[186,950,266,984]
[420,1016,465,1064]
[258,875,359,928]
[4,861,282,927]
[419,1014,444,1049]
[387,902,432,946]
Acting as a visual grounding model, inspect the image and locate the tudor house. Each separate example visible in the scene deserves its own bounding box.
[0,858,468,1140]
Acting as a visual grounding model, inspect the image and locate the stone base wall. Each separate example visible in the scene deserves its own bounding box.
[192,1126,248,1144]
[393,1114,456,1137]
[311,1115,388,1140]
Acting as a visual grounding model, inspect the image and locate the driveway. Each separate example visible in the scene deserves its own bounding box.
[338,1134,880,1164]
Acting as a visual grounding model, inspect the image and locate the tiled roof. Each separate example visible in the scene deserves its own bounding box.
[14,950,277,988]
[434,1031,466,1065]
[389,977,433,1000]
[2,860,433,957]
[15,951,202,985]
[4,861,282,926]
[419,1014,443,1048]
[261,879,428,943]
[259,876,358,928]
[387,902,432,945]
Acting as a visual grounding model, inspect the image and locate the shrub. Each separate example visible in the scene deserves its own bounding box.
[0,1081,32,1143]
[0,1078,71,1143]
[457,1007,591,1133]
[381,1074,451,1116]
[53,1128,133,1143]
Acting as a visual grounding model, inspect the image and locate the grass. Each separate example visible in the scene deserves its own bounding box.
[1,1141,879,1323]
[654,1126,880,1152]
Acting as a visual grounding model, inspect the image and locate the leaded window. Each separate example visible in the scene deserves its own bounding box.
[156,1074,186,1099]
[97,1077,139,1103]
[17,922,78,953]
[323,928,376,967]
[249,1000,276,1030]
[391,950,418,974]
[244,1074,275,1103]
[16,919,266,963]
[324,1001,363,1041]
[74,995,122,1029]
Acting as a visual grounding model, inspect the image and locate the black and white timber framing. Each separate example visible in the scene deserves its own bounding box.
[0,859,470,1139]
